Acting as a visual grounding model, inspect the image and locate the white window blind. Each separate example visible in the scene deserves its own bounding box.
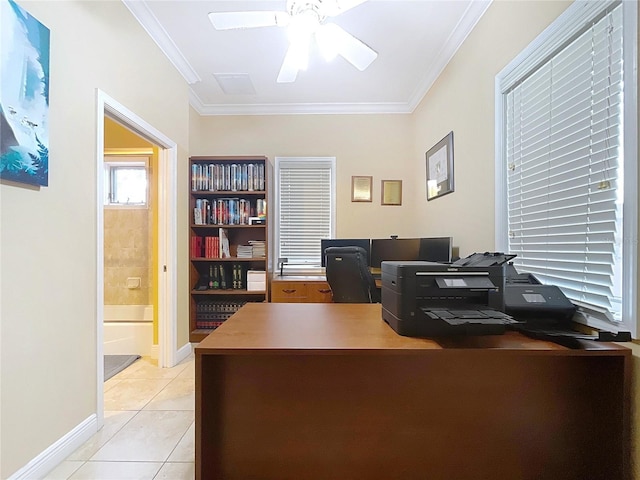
[505,4,624,322]
[275,157,335,266]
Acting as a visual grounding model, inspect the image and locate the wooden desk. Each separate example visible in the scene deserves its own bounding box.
[271,273,381,302]
[270,274,333,303]
[195,303,630,480]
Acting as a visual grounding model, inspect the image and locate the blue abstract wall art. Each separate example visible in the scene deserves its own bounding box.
[1,0,50,187]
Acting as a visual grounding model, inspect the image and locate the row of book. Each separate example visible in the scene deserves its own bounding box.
[195,300,247,330]
[237,240,266,258]
[194,198,266,226]
[191,163,265,192]
[191,228,231,258]
[196,264,254,290]
[191,238,265,259]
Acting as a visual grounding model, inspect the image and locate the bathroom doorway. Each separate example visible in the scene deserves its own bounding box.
[102,127,156,358]
[96,90,178,427]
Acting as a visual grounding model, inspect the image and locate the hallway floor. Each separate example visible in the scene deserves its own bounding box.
[45,354,195,480]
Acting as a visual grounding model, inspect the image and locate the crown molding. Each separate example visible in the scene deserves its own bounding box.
[407,0,492,111]
[127,0,492,115]
[189,89,412,115]
[122,0,201,84]
[496,0,618,92]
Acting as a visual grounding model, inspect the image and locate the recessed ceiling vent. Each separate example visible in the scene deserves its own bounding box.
[213,73,257,95]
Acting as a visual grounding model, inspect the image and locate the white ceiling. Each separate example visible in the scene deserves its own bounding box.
[123,0,491,115]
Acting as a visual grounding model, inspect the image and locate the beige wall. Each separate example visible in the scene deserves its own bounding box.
[188,1,573,258]
[191,2,639,475]
[0,1,189,477]
[411,0,640,474]
[411,0,572,257]
[1,0,638,477]
[411,5,639,474]
[189,111,417,239]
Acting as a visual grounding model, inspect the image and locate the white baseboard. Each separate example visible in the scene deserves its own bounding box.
[150,343,159,360]
[8,415,97,480]
[176,342,192,364]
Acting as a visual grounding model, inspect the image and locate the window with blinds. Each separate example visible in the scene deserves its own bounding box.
[104,157,149,207]
[274,157,336,267]
[499,1,632,327]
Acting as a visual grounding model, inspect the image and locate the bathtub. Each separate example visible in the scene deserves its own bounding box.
[103,305,154,356]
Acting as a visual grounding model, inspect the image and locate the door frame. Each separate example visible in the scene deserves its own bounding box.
[95,89,178,425]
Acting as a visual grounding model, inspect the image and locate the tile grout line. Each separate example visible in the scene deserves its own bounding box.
[53,357,196,479]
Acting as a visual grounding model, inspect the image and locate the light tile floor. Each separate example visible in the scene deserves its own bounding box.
[45,354,195,480]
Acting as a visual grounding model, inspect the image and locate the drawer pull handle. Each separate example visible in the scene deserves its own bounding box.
[317,289,331,294]
[282,289,297,294]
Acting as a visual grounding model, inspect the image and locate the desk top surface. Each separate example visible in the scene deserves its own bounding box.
[195,303,629,356]
[272,274,328,281]
[272,267,381,282]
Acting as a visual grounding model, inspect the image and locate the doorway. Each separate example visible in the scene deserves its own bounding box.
[102,143,155,358]
[96,90,178,427]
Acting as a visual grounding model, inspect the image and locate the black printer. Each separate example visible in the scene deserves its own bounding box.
[381,254,517,337]
[502,264,632,344]
[503,264,577,324]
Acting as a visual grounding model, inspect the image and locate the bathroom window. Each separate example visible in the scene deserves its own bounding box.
[104,156,148,207]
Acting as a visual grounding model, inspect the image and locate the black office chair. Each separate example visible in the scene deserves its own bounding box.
[325,246,379,303]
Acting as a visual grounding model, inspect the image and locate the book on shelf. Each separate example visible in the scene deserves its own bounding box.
[194,198,257,226]
[214,264,221,289]
[236,245,253,258]
[191,236,202,258]
[194,206,203,225]
[218,264,228,289]
[219,228,230,258]
[207,265,215,289]
[191,162,265,193]
[248,240,266,258]
[256,198,267,219]
[204,236,217,259]
[195,299,248,329]
[247,270,266,291]
[191,235,221,259]
[232,263,245,289]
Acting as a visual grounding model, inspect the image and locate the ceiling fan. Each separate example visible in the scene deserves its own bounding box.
[208,0,377,83]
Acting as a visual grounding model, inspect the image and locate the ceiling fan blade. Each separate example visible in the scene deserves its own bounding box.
[277,42,303,83]
[317,23,377,71]
[321,0,368,17]
[208,11,290,30]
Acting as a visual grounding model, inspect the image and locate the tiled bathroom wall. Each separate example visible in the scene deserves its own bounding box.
[104,208,152,305]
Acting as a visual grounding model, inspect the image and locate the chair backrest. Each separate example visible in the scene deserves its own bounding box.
[325,246,379,303]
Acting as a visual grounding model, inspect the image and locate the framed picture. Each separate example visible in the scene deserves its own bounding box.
[381,180,402,206]
[351,175,373,202]
[0,0,50,187]
[426,131,454,201]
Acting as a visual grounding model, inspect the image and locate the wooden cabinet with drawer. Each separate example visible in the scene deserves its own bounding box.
[271,277,333,303]
[304,281,333,303]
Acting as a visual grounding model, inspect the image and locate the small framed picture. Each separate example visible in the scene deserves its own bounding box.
[351,175,373,202]
[381,180,402,206]
[426,131,454,201]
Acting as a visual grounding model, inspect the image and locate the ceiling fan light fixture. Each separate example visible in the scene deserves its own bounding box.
[278,41,307,83]
[290,36,311,71]
[210,0,377,82]
[286,10,320,44]
[315,24,339,61]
